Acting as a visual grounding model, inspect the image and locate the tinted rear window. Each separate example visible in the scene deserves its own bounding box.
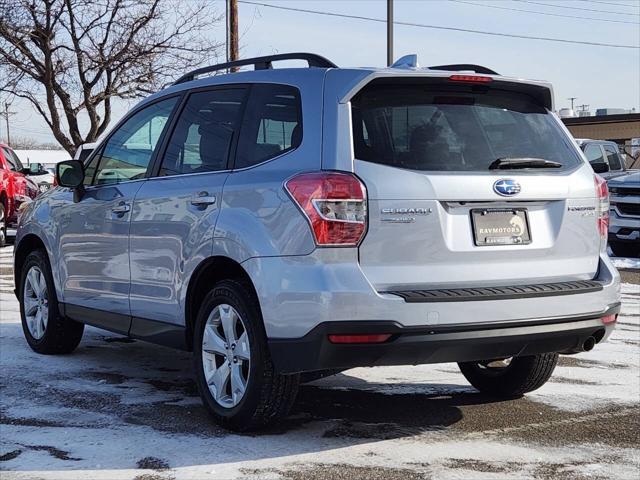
[351,84,582,172]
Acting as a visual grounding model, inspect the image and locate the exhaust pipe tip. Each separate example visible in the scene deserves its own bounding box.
[583,336,596,352]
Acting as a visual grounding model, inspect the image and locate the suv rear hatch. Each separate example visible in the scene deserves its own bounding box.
[349,75,601,291]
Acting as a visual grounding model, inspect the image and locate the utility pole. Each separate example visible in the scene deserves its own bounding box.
[0,101,16,147]
[577,104,590,116]
[227,0,239,71]
[568,97,577,110]
[387,0,394,66]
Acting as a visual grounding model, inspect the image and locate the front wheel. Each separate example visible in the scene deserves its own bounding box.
[193,279,299,431]
[458,353,558,397]
[19,250,84,354]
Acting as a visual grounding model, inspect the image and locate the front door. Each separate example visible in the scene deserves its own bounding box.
[55,96,179,331]
[129,87,247,326]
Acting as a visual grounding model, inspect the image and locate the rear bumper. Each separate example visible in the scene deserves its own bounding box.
[269,303,620,374]
[243,250,621,339]
[609,210,640,243]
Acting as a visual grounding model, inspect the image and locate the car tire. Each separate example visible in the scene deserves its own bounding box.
[609,241,639,258]
[0,202,6,248]
[194,279,299,431]
[458,353,558,397]
[19,249,84,354]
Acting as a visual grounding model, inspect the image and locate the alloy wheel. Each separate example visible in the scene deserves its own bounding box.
[23,266,48,340]
[201,304,251,408]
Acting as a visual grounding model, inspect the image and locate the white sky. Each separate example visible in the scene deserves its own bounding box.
[4,0,640,145]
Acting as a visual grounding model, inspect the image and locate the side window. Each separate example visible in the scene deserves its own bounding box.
[3,147,23,171]
[160,88,245,176]
[82,148,102,186]
[584,144,605,164]
[603,145,622,170]
[92,97,177,186]
[235,84,302,169]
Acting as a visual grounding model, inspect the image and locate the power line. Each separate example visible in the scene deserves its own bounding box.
[575,0,640,8]
[449,0,639,24]
[238,1,640,49]
[512,0,640,16]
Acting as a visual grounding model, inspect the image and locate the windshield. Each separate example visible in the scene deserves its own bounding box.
[351,84,582,172]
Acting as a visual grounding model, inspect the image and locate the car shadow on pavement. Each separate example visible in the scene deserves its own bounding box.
[1,324,521,472]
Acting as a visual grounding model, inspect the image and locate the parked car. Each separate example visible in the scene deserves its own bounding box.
[14,53,621,431]
[576,139,628,180]
[0,144,39,247]
[608,171,640,258]
[24,163,56,193]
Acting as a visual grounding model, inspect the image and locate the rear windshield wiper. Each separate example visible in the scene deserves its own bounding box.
[489,158,563,170]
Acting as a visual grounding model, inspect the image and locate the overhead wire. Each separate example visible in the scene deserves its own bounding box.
[239,1,639,49]
[512,0,640,16]
[448,0,639,25]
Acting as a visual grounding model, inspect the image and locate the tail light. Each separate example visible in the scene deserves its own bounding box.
[285,172,367,246]
[595,174,609,248]
[601,314,617,325]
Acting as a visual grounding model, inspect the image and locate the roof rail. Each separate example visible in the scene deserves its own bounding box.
[429,64,499,75]
[173,52,337,85]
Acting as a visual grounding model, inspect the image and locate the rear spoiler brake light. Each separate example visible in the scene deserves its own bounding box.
[449,74,493,83]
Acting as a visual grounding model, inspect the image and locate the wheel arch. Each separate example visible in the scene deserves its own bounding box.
[184,255,261,351]
[14,233,50,295]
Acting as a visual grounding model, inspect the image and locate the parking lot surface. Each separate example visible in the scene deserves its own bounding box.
[1,244,639,480]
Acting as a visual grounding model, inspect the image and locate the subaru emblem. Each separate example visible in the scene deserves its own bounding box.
[493,179,521,196]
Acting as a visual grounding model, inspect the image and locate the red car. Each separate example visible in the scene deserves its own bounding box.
[0,144,39,247]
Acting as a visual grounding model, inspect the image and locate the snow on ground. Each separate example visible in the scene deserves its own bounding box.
[13,150,71,166]
[611,256,640,270]
[1,245,639,479]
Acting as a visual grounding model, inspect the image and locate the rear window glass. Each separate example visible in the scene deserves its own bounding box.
[235,84,302,169]
[351,84,582,172]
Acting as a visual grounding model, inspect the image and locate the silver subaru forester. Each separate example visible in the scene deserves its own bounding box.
[14,53,621,430]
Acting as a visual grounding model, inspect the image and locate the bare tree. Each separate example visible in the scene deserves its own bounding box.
[7,135,61,150]
[0,0,223,155]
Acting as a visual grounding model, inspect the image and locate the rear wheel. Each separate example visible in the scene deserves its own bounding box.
[0,203,6,248]
[458,353,558,397]
[19,250,84,354]
[194,279,299,431]
[610,241,639,258]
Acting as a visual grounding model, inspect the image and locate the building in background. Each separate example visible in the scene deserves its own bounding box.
[562,113,640,169]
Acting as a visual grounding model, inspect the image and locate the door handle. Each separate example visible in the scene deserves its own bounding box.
[190,191,217,207]
[112,202,131,215]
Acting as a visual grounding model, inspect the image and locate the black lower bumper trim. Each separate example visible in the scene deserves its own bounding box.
[268,304,621,374]
[384,280,603,303]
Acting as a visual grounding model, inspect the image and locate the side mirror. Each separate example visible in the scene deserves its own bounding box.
[590,161,609,174]
[29,162,43,174]
[56,160,86,202]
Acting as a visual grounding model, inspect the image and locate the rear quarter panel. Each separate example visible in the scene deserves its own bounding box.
[213,72,325,263]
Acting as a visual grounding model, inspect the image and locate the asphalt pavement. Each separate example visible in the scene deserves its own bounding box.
[1,245,638,480]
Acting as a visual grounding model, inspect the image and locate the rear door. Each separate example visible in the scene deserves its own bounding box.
[350,79,600,291]
[129,87,247,325]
